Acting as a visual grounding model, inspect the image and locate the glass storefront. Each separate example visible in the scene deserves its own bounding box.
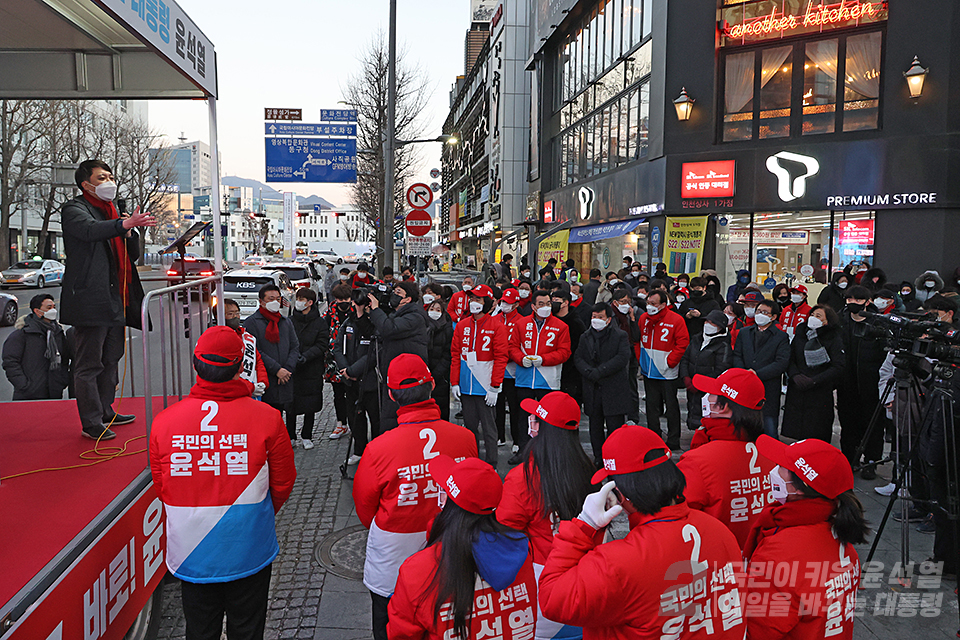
[568,221,649,274]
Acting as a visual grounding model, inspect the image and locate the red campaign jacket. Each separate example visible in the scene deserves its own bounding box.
[637,307,690,380]
[447,290,469,321]
[509,315,571,391]
[353,400,478,533]
[497,463,556,565]
[450,313,511,394]
[744,499,860,640]
[495,307,525,380]
[539,504,746,640]
[388,543,539,640]
[351,272,376,288]
[677,418,776,550]
[778,303,812,340]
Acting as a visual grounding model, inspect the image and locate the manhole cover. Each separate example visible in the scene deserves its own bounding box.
[315,525,368,581]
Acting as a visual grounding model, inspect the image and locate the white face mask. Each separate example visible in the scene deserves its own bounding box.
[744,306,757,318]
[428,310,442,321]
[358,271,367,277]
[725,313,736,325]
[838,281,848,289]
[703,323,719,336]
[264,300,282,313]
[294,300,308,311]
[518,289,530,299]
[469,301,484,314]
[339,274,349,281]
[754,313,773,326]
[617,303,631,315]
[591,318,607,331]
[623,262,630,269]
[43,308,58,321]
[790,294,803,304]
[807,316,824,330]
[678,282,689,288]
[676,296,686,303]
[571,293,580,302]
[646,304,660,316]
[638,293,647,301]
[701,395,713,418]
[770,466,791,504]
[423,294,436,305]
[499,302,515,313]
[925,280,936,289]
[873,298,891,310]
[93,181,117,201]
[522,271,531,278]
[608,279,619,286]
[535,305,552,318]
[462,283,473,291]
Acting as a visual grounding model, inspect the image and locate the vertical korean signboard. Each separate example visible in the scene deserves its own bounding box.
[283,192,295,260]
[664,216,709,276]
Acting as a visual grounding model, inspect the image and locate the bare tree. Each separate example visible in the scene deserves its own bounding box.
[0,100,44,269]
[344,33,431,243]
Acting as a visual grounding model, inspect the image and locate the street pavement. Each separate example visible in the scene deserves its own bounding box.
[150,381,960,639]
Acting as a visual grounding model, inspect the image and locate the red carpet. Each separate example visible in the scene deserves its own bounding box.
[0,396,170,607]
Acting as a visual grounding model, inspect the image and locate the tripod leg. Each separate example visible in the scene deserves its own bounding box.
[852,378,896,472]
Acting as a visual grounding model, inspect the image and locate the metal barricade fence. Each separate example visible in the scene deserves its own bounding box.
[140,275,222,436]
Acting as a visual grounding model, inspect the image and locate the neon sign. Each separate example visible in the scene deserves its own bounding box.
[722,1,887,43]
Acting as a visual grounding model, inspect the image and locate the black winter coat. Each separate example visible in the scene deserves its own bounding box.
[426,312,454,386]
[817,276,849,313]
[2,314,70,400]
[243,309,299,406]
[575,323,633,416]
[559,311,586,399]
[678,294,721,337]
[60,196,145,329]
[335,313,381,393]
[837,310,886,396]
[733,324,790,417]
[782,322,846,441]
[287,306,329,415]
[679,331,732,382]
[369,302,429,377]
[583,279,601,306]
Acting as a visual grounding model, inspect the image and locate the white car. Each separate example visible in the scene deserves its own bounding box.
[222,269,296,319]
[1,259,65,288]
[313,249,343,264]
[271,262,322,297]
[240,255,267,268]
[0,291,18,325]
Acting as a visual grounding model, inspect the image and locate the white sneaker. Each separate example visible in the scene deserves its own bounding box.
[498,440,506,447]
[302,439,315,450]
[512,445,519,454]
[291,438,301,449]
[874,482,896,496]
[329,424,348,440]
[347,454,362,465]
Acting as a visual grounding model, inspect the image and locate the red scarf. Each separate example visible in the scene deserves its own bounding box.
[82,192,132,306]
[690,417,745,449]
[742,498,837,560]
[190,376,254,399]
[260,307,283,343]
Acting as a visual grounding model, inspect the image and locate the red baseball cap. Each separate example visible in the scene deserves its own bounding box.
[693,368,765,410]
[676,287,690,297]
[591,425,672,484]
[194,326,244,367]
[790,284,808,295]
[756,436,853,499]
[430,455,502,514]
[501,289,520,305]
[520,391,581,430]
[470,284,494,299]
[387,354,434,390]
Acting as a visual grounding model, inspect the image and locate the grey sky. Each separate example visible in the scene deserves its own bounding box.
[148,0,471,206]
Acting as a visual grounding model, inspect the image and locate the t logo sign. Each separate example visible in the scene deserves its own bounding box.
[766,151,820,202]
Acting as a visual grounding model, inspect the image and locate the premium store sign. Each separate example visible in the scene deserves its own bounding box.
[721,0,887,46]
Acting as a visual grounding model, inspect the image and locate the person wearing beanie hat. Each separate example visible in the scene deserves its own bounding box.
[497,392,594,640]
[494,287,526,451]
[388,456,538,640]
[354,354,477,640]
[744,436,869,640]
[451,284,510,467]
[149,326,296,634]
[678,309,733,431]
[676,369,774,549]
[539,425,744,639]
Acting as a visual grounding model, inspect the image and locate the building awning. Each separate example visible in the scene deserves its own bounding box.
[569,219,644,243]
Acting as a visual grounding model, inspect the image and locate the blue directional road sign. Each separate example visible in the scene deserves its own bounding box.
[265,122,357,137]
[265,137,357,183]
[319,109,357,122]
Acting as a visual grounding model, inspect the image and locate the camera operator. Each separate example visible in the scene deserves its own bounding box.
[334,289,382,465]
[837,285,888,477]
[915,295,960,575]
[367,280,429,432]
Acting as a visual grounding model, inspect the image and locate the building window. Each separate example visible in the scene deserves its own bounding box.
[721,29,882,142]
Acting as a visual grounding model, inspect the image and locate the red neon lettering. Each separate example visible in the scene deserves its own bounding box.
[726,1,882,40]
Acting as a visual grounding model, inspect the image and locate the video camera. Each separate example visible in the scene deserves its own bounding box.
[857,310,960,365]
[352,282,393,307]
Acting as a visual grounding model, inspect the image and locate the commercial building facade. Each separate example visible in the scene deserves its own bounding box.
[529,0,960,288]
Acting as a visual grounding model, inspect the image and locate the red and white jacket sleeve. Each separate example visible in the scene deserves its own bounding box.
[541,321,571,366]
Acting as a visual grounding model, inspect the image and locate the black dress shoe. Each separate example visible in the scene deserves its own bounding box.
[82,425,117,440]
[507,452,525,465]
[105,413,136,426]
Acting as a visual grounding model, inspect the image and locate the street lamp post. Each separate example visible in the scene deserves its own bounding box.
[382,0,398,272]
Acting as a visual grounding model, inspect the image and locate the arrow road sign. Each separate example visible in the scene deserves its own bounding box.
[265,108,302,121]
[264,123,357,137]
[406,183,433,209]
[265,137,357,183]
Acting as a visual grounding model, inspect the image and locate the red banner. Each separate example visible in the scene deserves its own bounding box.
[838,219,874,244]
[6,485,166,640]
[681,161,736,199]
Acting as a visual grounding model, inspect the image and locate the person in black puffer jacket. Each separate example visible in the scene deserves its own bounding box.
[817,271,853,313]
[898,281,922,312]
[334,297,382,462]
[2,294,70,400]
[862,267,887,293]
[781,305,846,444]
[679,310,732,430]
[425,300,454,420]
[285,288,329,448]
[679,277,722,338]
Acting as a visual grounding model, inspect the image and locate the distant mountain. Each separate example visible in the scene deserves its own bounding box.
[221,176,338,209]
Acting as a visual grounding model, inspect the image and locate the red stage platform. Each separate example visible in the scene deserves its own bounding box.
[0,396,169,608]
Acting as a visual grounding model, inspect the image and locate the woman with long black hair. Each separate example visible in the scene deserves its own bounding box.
[497,392,594,640]
[388,456,538,640]
[745,436,870,640]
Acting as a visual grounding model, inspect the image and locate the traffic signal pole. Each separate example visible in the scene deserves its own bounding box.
[381,0,397,272]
